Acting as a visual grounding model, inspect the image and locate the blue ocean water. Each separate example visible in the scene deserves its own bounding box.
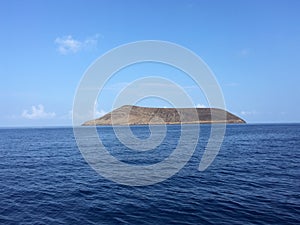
[0,124,299,224]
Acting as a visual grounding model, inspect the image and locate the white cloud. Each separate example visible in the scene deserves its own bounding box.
[94,100,107,118]
[55,35,81,54]
[94,109,106,118]
[241,110,257,116]
[55,34,99,55]
[195,103,206,108]
[22,104,56,119]
[67,110,73,119]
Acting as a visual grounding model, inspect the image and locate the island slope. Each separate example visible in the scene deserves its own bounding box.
[82,105,245,126]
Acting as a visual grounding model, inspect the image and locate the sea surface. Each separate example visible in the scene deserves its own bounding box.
[0,124,299,224]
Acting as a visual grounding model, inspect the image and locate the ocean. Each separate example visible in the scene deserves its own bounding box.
[0,124,299,224]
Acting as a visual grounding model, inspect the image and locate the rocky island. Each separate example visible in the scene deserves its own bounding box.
[82,105,245,126]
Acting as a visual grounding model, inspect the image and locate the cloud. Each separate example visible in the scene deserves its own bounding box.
[55,34,99,54]
[195,103,206,108]
[241,110,257,116]
[22,104,56,119]
[93,100,107,118]
[94,109,107,118]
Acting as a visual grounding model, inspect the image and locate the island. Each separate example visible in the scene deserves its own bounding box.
[82,105,246,126]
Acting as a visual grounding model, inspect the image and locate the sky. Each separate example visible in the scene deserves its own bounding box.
[0,0,300,126]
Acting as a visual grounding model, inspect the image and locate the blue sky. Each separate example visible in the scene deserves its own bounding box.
[1,0,300,126]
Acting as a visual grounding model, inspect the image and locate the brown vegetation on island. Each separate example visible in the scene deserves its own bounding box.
[82,105,246,126]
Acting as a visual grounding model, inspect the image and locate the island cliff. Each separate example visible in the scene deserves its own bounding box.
[82,105,245,126]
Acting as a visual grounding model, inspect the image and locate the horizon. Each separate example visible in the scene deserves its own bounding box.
[1,0,300,126]
[2,121,300,129]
